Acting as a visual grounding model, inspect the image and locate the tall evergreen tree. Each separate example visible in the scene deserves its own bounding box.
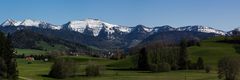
[0,57,7,79]
[0,32,18,80]
[178,39,188,69]
[0,32,6,79]
[137,47,149,70]
[196,57,204,69]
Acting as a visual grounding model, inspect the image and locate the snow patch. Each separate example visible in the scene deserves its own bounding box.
[143,27,153,32]
[114,26,132,33]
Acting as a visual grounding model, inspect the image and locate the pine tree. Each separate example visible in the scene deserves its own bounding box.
[0,32,18,80]
[137,47,149,70]
[196,57,204,69]
[178,39,188,69]
[0,57,7,79]
[0,32,6,79]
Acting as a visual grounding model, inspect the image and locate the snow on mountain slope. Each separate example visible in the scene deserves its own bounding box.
[114,26,132,33]
[232,27,240,31]
[0,19,228,36]
[144,27,153,32]
[227,27,240,35]
[48,25,62,30]
[131,25,153,33]
[152,25,176,32]
[1,19,21,26]
[64,18,118,36]
[20,19,43,27]
[177,25,226,35]
[0,19,61,30]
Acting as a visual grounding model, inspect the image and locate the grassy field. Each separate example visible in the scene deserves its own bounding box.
[16,41,69,56]
[36,41,69,51]
[189,38,240,69]
[16,48,47,55]
[18,57,218,80]
[17,38,239,80]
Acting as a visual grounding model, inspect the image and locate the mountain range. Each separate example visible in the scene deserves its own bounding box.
[0,18,238,51]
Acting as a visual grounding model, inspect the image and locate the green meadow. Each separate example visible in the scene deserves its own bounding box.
[17,38,239,80]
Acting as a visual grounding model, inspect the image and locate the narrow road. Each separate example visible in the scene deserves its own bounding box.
[19,76,33,80]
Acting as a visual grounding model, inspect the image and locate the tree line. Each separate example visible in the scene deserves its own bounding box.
[132,39,204,72]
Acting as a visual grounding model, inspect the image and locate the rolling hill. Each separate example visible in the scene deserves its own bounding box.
[10,30,100,55]
[108,37,240,69]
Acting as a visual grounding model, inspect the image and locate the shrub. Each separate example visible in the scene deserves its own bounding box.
[171,64,179,70]
[85,62,101,76]
[110,52,125,60]
[205,65,211,73]
[110,49,126,60]
[149,62,171,72]
[188,63,197,70]
[47,51,66,61]
[187,57,205,70]
[48,58,78,79]
[187,37,201,47]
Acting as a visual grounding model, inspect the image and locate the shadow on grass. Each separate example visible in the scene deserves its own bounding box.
[39,74,105,79]
[106,67,176,73]
[107,67,139,71]
[40,74,50,78]
[106,67,153,73]
[40,74,88,79]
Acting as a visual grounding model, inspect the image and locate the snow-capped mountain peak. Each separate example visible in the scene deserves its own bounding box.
[1,19,21,26]
[226,27,240,35]
[132,25,153,33]
[68,18,117,28]
[0,18,228,37]
[20,19,44,27]
[232,27,240,31]
[177,25,226,35]
[152,25,176,32]
[64,18,119,36]
[1,19,62,30]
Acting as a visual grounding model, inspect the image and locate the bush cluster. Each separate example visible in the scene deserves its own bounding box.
[48,58,78,79]
[85,62,101,76]
[149,62,171,72]
[218,57,240,80]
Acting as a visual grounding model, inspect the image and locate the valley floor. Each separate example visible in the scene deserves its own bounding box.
[17,57,218,80]
[17,38,240,80]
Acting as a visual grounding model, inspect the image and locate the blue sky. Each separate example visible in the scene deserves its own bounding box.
[0,0,240,31]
